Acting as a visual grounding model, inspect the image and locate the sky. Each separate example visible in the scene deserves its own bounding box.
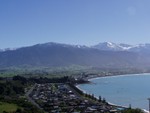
[0,0,150,48]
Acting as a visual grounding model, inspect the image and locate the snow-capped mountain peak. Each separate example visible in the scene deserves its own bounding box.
[92,42,132,51]
[92,42,150,52]
[104,42,116,48]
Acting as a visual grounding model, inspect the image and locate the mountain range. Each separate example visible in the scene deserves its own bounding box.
[1,42,150,70]
[92,42,150,52]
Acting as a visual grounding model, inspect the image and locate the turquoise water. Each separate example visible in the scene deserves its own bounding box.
[78,73,150,110]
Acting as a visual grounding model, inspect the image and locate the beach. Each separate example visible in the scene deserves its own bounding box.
[77,73,150,112]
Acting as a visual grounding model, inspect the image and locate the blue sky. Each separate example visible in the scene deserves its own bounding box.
[0,0,150,48]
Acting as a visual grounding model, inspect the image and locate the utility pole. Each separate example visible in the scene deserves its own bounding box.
[148,98,150,113]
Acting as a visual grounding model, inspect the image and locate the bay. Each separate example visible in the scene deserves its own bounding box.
[78,73,150,111]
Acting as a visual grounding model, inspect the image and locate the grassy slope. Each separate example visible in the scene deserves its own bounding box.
[0,102,20,113]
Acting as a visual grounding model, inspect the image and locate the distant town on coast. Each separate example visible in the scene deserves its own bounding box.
[1,0,150,113]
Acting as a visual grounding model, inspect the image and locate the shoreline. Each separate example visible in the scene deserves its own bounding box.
[76,85,127,109]
[76,72,150,113]
[87,72,150,81]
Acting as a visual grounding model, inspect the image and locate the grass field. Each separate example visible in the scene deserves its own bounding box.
[0,102,19,113]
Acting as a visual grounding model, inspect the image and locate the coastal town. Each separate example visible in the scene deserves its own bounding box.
[28,83,124,113]
[0,75,146,113]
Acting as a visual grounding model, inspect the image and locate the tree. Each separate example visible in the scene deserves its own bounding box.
[99,96,101,102]
[0,86,4,94]
[122,108,144,113]
[102,98,106,103]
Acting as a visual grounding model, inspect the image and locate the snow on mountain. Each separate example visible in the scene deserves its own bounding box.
[0,48,17,52]
[92,42,133,51]
[118,43,134,50]
[2,42,150,53]
[36,42,89,49]
[92,42,120,51]
[93,42,150,52]
[129,43,150,53]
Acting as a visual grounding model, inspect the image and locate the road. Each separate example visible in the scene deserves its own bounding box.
[25,84,43,110]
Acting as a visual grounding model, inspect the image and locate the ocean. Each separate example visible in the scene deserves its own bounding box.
[78,73,150,111]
